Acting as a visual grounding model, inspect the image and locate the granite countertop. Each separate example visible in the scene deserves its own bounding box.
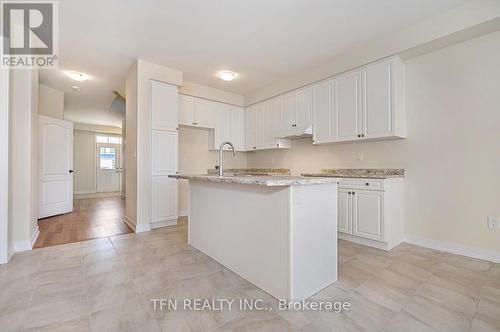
[207,168,290,176]
[302,168,405,179]
[169,174,338,187]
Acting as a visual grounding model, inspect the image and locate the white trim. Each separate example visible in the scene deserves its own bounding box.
[30,226,40,247]
[404,234,500,264]
[0,47,9,264]
[178,209,188,217]
[74,190,96,195]
[150,219,177,229]
[124,215,136,232]
[14,241,32,253]
[136,222,152,233]
[339,233,400,251]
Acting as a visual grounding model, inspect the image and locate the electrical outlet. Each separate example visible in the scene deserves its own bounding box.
[293,191,303,205]
[356,152,364,162]
[488,216,499,229]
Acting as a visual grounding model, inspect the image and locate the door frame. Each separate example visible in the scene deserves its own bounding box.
[0,60,9,264]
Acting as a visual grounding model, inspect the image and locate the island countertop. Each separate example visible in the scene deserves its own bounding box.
[169,174,339,187]
[302,168,405,179]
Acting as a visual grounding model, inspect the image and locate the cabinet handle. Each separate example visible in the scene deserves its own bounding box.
[365,182,369,186]
[362,134,365,138]
[353,191,355,195]
[357,134,361,138]
[276,144,279,147]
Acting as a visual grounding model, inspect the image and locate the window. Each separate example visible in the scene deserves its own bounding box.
[96,135,122,144]
[99,147,116,169]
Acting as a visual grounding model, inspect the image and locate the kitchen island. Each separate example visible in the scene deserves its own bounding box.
[169,174,338,300]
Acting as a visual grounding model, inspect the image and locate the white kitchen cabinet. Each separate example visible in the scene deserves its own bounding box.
[151,80,178,131]
[150,80,178,228]
[334,71,362,142]
[178,94,215,128]
[337,177,403,250]
[281,88,313,131]
[229,107,245,151]
[337,188,351,234]
[210,103,245,151]
[295,87,313,128]
[151,130,178,176]
[245,105,257,151]
[152,177,178,223]
[178,94,195,126]
[352,190,385,241]
[194,98,215,128]
[363,57,406,139]
[313,80,333,144]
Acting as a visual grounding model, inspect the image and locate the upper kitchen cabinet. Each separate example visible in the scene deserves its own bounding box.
[178,94,215,128]
[281,88,313,130]
[151,80,179,131]
[334,71,362,142]
[245,105,257,151]
[362,56,405,140]
[312,80,333,144]
[209,103,245,151]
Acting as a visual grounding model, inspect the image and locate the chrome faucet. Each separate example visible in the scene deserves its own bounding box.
[218,141,236,176]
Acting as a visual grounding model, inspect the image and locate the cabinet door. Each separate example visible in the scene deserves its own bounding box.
[267,97,282,148]
[151,80,178,131]
[178,95,195,126]
[295,87,313,127]
[229,107,245,151]
[255,103,268,149]
[352,190,385,241]
[337,189,352,234]
[151,130,178,176]
[245,106,257,150]
[335,71,362,142]
[363,59,393,139]
[194,98,215,128]
[281,93,295,130]
[213,105,230,150]
[313,80,333,144]
[152,177,178,222]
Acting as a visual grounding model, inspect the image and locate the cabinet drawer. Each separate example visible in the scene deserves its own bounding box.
[338,178,384,190]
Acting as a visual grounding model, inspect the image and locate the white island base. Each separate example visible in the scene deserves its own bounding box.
[187,180,338,301]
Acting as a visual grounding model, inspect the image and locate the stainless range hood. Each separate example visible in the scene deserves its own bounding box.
[274,124,313,139]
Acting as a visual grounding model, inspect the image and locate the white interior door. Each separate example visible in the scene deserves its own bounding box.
[38,115,74,219]
[96,143,121,193]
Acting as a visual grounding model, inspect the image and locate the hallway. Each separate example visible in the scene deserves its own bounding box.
[34,195,132,248]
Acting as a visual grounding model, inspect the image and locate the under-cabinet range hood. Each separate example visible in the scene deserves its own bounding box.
[274,124,313,139]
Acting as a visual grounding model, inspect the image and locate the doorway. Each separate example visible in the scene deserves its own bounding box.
[96,140,122,193]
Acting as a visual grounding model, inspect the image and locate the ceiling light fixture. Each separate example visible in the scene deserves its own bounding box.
[71,85,81,91]
[217,71,237,81]
[65,71,90,81]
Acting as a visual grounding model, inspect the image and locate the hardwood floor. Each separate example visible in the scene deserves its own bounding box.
[34,195,132,248]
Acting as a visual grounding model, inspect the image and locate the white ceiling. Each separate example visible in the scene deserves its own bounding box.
[40,0,469,127]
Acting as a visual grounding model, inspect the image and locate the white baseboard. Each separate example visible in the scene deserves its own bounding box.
[74,190,96,195]
[125,216,151,233]
[178,210,188,217]
[404,234,500,264]
[150,219,178,229]
[338,233,400,251]
[30,226,40,247]
[14,241,32,253]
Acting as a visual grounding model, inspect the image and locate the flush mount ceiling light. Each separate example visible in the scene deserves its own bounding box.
[65,71,90,81]
[71,85,81,91]
[217,71,237,81]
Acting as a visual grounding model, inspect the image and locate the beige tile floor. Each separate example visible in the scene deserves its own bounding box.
[1,217,499,332]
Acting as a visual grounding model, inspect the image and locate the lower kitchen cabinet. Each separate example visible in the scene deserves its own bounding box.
[337,177,403,250]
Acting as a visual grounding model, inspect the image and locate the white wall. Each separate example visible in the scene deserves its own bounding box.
[247,30,500,255]
[125,61,138,228]
[0,66,9,263]
[38,83,64,119]
[8,69,38,252]
[73,130,96,194]
[178,126,248,215]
